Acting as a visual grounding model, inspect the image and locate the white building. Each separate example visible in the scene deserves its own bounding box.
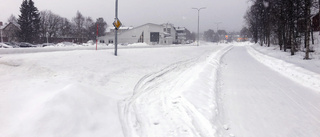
[175,27,187,44]
[162,23,177,44]
[98,23,177,45]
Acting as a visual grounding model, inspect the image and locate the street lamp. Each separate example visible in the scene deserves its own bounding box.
[192,7,206,46]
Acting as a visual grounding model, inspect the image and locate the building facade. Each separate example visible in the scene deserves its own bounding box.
[1,22,20,42]
[175,27,187,44]
[98,23,181,45]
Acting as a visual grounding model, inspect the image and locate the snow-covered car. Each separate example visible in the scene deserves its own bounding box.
[41,43,55,47]
[4,42,20,48]
[0,43,13,48]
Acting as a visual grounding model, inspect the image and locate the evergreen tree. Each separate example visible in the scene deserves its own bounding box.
[17,0,41,43]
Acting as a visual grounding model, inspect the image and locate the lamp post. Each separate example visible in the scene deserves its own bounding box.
[192,7,206,46]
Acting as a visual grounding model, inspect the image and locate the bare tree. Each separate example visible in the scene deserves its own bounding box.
[7,14,18,24]
[245,0,317,57]
[72,11,85,43]
[40,10,63,43]
[59,18,73,38]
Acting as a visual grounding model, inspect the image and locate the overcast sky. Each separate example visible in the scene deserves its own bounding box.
[0,0,251,32]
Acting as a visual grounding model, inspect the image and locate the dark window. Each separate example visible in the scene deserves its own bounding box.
[150,32,159,43]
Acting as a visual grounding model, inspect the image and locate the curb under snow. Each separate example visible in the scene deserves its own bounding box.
[247,45,320,92]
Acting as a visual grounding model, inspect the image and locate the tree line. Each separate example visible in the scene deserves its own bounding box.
[245,0,319,59]
[9,0,107,44]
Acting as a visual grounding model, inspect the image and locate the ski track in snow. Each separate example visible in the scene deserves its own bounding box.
[119,45,233,137]
[247,45,320,92]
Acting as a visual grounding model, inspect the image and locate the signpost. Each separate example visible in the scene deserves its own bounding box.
[114,0,122,56]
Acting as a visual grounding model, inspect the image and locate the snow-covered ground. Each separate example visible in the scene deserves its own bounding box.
[1,41,320,137]
[250,43,320,74]
[0,42,226,137]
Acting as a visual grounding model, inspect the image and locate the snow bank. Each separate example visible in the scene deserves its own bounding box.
[247,45,320,92]
[119,45,233,137]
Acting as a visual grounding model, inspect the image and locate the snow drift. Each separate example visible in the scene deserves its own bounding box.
[247,45,320,92]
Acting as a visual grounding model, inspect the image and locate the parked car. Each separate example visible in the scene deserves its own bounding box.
[4,42,20,48]
[18,42,35,48]
[41,43,55,47]
[0,43,13,48]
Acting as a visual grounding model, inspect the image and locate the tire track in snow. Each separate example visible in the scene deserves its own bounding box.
[119,46,233,137]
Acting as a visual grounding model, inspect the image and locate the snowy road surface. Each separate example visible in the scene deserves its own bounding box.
[218,46,320,137]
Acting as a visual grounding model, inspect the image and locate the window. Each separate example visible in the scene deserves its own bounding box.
[150,32,159,43]
[167,28,171,34]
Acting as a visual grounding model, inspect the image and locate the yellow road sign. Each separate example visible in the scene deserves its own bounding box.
[113,19,122,30]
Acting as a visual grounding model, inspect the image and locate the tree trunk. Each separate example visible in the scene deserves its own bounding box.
[311,20,314,45]
[304,0,311,59]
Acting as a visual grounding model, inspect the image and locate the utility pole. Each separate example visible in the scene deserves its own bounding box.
[192,7,206,46]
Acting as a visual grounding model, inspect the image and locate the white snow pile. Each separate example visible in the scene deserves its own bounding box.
[247,45,320,92]
[119,45,233,137]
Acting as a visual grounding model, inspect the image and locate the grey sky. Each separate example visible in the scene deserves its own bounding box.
[0,0,250,32]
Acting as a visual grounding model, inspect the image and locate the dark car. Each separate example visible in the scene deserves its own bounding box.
[19,42,35,48]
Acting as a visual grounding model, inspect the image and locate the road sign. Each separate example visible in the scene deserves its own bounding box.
[113,18,122,30]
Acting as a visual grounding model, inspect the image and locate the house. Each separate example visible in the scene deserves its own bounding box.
[0,22,20,42]
[162,23,177,44]
[98,23,178,45]
[175,27,187,44]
